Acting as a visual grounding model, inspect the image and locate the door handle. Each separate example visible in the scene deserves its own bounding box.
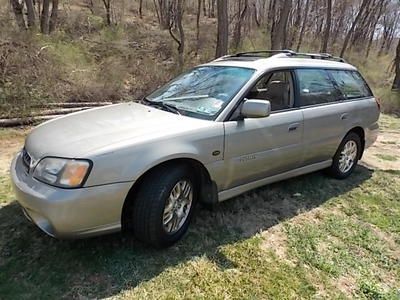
[341,113,349,120]
[288,123,300,132]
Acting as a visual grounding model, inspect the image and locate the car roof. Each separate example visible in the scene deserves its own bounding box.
[205,54,357,72]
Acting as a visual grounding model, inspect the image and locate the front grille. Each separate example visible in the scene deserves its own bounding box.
[22,148,31,170]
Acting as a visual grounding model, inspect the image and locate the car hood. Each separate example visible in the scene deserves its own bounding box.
[25,102,213,160]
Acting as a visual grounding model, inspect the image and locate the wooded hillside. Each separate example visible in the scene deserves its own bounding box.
[1,0,399,118]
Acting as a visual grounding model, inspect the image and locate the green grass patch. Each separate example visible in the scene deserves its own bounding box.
[375,154,398,162]
[0,167,399,299]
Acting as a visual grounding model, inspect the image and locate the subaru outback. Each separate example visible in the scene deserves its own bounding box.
[11,50,380,247]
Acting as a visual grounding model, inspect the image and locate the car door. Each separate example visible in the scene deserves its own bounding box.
[295,68,347,165]
[222,70,304,190]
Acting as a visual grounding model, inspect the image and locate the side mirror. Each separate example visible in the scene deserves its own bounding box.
[240,99,271,119]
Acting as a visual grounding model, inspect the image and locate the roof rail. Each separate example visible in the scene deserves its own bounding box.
[287,52,346,63]
[219,49,346,63]
[234,49,296,57]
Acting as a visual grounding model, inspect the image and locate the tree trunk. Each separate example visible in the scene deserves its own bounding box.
[288,0,301,49]
[340,0,372,57]
[139,0,143,18]
[176,0,185,69]
[215,0,228,58]
[366,0,387,58]
[10,0,26,30]
[331,0,347,46]
[271,0,292,50]
[195,0,201,53]
[232,0,248,51]
[320,0,332,53]
[25,0,36,28]
[49,0,58,33]
[266,0,276,33]
[392,39,400,90]
[296,0,310,51]
[210,0,216,18]
[40,0,51,34]
[168,0,185,69]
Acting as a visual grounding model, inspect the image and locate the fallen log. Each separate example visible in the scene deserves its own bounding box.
[3,107,92,120]
[32,102,114,108]
[0,103,114,127]
[0,115,62,127]
[34,107,91,116]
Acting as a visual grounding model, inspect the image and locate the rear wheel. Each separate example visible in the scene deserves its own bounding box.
[131,165,197,248]
[327,132,362,179]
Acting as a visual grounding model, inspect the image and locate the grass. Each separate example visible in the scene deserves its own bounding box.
[375,154,398,162]
[0,115,400,299]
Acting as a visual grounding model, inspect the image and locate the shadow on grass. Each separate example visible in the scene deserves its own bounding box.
[0,166,373,299]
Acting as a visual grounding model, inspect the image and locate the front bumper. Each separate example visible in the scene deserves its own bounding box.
[10,152,133,238]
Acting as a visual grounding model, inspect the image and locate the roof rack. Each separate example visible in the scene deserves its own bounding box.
[288,52,346,63]
[233,49,296,57]
[220,50,346,63]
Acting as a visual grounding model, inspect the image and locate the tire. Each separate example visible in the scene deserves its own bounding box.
[326,132,362,179]
[131,164,197,248]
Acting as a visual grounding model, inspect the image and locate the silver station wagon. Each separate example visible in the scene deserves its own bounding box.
[11,50,380,247]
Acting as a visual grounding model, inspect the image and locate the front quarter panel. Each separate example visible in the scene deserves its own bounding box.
[83,122,225,187]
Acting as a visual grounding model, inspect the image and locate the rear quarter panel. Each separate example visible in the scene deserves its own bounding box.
[340,97,380,148]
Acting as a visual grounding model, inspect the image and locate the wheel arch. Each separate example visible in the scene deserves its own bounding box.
[121,158,218,230]
[347,126,365,159]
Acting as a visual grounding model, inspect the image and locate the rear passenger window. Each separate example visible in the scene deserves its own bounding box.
[296,69,343,106]
[329,70,372,99]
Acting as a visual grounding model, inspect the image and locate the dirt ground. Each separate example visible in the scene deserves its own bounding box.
[362,131,400,171]
[0,128,29,176]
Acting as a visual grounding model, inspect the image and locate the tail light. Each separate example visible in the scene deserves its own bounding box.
[375,97,381,111]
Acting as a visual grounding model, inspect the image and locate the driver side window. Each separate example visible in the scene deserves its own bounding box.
[246,71,293,111]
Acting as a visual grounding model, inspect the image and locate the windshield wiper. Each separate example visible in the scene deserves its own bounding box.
[141,98,181,115]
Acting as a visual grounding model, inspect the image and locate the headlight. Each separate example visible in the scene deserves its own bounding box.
[33,157,92,188]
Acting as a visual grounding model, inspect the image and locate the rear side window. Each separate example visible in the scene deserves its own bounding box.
[329,70,372,99]
[296,69,343,106]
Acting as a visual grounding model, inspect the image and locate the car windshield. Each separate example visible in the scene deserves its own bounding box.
[146,66,255,120]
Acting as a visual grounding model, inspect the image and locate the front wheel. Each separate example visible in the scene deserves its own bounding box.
[131,165,197,248]
[326,132,362,179]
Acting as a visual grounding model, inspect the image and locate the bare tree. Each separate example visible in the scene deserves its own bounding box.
[340,0,372,57]
[10,0,26,30]
[209,0,216,18]
[196,0,202,53]
[49,0,59,33]
[215,0,228,58]
[392,1,400,90]
[270,0,292,50]
[41,0,51,34]
[232,0,248,50]
[139,0,143,18]
[320,0,332,53]
[40,0,58,33]
[154,0,173,29]
[25,0,36,28]
[393,39,400,90]
[296,0,310,51]
[169,0,185,70]
[288,0,302,49]
[102,0,112,26]
[366,0,387,58]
